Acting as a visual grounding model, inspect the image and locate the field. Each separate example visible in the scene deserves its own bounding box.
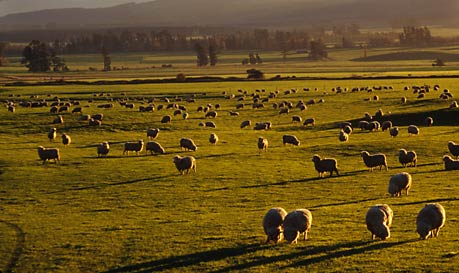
[1,48,459,272]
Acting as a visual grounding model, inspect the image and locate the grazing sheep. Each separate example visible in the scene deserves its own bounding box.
[279,108,289,115]
[180,138,197,151]
[146,141,166,155]
[364,112,372,121]
[343,125,353,135]
[375,109,384,118]
[401,97,407,103]
[72,107,82,114]
[258,137,268,152]
[58,106,69,113]
[399,149,417,167]
[425,117,433,127]
[48,128,57,141]
[61,133,71,147]
[339,130,349,142]
[283,209,313,244]
[282,135,300,146]
[205,121,216,128]
[416,203,446,240]
[303,118,315,127]
[50,106,58,113]
[173,109,182,116]
[262,207,288,243]
[147,128,160,140]
[450,101,458,108]
[369,121,381,131]
[312,154,339,177]
[79,114,91,121]
[240,120,251,129]
[37,146,60,164]
[292,115,302,123]
[361,151,388,171]
[53,115,64,124]
[97,142,110,157]
[173,155,196,175]
[447,141,459,159]
[358,120,370,130]
[443,155,459,170]
[229,111,239,116]
[91,113,103,121]
[205,111,218,118]
[365,204,393,240]
[88,118,102,126]
[209,133,219,145]
[161,115,172,124]
[381,121,392,131]
[408,125,419,136]
[388,172,412,197]
[123,140,144,155]
[389,126,399,137]
[254,122,272,130]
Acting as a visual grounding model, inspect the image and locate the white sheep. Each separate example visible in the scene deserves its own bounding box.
[388,172,412,197]
[407,125,419,136]
[389,126,399,137]
[209,133,219,145]
[258,137,268,152]
[123,140,144,155]
[48,128,57,141]
[365,204,393,240]
[173,155,196,175]
[88,118,102,126]
[447,141,459,159]
[205,111,218,118]
[416,203,446,240]
[147,128,160,139]
[303,118,315,127]
[339,130,349,142]
[205,121,216,128]
[443,155,459,171]
[61,133,71,147]
[161,115,172,124]
[398,149,417,167]
[358,120,370,130]
[53,115,64,124]
[381,121,392,131]
[146,141,165,155]
[369,121,381,131]
[425,117,433,127]
[97,142,110,157]
[292,115,302,123]
[262,207,288,243]
[240,120,251,129]
[343,125,353,135]
[361,151,388,171]
[180,138,197,151]
[283,209,313,244]
[312,154,339,177]
[37,146,60,164]
[282,135,300,146]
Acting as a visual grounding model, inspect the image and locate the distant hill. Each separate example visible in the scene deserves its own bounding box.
[0,0,458,30]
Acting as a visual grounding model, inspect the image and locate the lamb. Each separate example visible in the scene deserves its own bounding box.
[399,149,417,167]
[303,118,315,127]
[381,121,392,131]
[361,151,388,171]
[283,209,313,244]
[425,117,433,127]
[258,137,268,152]
[339,130,349,142]
[358,120,370,130]
[173,155,196,175]
[147,128,160,140]
[79,114,90,121]
[262,207,288,243]
[37,146,60,164]
[389,126,399,137]
[443,155,459,171]
[146,141,166,155]
[282,135,300,146]
[61,133,71,147]
[209,133,219,145]
[365,204,393,240]
[240,120,251,129]
[48,128,57,141]
[447,141,459,159]
[123,140,144,155]
[97,142,110,157]
[416,203,446,240]
[161,115,172,124]
[180,138,197,151]
[388,172,412,197]
[407,125,419,136]
[312,154,339,177]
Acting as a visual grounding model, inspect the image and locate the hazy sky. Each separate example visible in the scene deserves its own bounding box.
[0,0,153,16]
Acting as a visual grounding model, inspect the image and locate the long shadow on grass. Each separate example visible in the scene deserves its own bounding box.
[0,220,26,273]
[102,243,271,273]
[393,197,459,206]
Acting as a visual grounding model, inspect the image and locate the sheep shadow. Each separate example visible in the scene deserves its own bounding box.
[102,243,270,273]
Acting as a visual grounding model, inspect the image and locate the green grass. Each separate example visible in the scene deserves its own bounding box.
[1,75,459,272]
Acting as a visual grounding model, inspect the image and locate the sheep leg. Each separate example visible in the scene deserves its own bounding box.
[304,231,308,240]
[335,168,339,176]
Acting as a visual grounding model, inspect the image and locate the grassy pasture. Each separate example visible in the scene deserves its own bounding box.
[1,76,459,272]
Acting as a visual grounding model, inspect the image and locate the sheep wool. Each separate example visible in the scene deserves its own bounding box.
[173,155,196,175]
[365,204,393,240]
[312,154,339,177]
[388,172,412,197]
[37,146,60,164]
[447,141,459,159]
[398,149,417,167]
[180,138,198,151]
[361,151,388,171]
[443,155,459,171]
[146,141,166,155]
[416,203,446,240]
[258,137,268,152]
[262,207,288,244]
[283,209,313,244]
[123,140,144,155]
[97,142,110,157]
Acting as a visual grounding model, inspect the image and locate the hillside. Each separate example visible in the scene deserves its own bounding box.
[0,0,458,30]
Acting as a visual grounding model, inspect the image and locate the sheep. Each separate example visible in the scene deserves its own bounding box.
[147,128,160,140]
[180,138,197,151]
[312,154,339,177]
[79,114,91,121]
[447,141,459,159]
[229,111,239,116]
[173,155,196,175]
[205,111,218,118]
[72,107,82,114]
[375,109,384,119]
[37,146,60,164]
[364,112,372,121]
[450,101,458,108]
[258,137,268,152]
[50,106,58,113]
[361,151,388,171]
[123,140,144,155]
[240,120,251,129]
[279,108,289,115]
[89,118,102,126]
[254,123,269,130]
[48,128,57,141]
[161,115,172,124]
[91,113,103,121]
[365,204,393,240]
[338,130,349,142]
[408,125,419,136]
[282,135,300,146]
[205,121,216,128]
[58,105,69,113]
[443,155,459,171]
[262,207,288,243]
[381,121,392,131]
[343,125,353,135]
[303,118,315,127]
[209,133,219,145]
[369,121,381,131]
[389,126,399,137]
[388,172,412,197]
[173,109,182,116]
[425,117,433,127]
[283,209,313,244]
[146,141,166,155]
[401,97,407,103]
[61,133,71,147]
[416,203,446,240]
[97,142,110,157]
[358,120,370,130]
[399,149,417,167]
[292,115,302,123]
[53,115,64,124]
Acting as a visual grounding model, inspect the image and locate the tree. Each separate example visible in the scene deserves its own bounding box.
[21,40,52,72]
[433,58,446,67]
[255,53,263,64]
[247,69,264,80]
[0,42,7,66]
[194,43,208,67]
[308,39,328,60]
[208,44,218,66]
[249,52,257,65]
[101,46,111,71]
